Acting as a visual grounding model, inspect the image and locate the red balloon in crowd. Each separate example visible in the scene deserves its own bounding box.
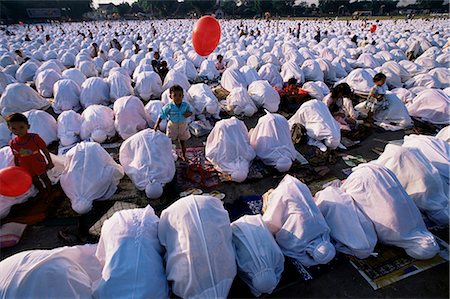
[192,16,221,57]
[0,166,32,197]
[370,24,377,33]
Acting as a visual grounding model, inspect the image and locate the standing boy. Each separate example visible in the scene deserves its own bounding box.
[154,85,193,161]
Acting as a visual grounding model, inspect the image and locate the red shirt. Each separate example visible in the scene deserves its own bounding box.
[9,133,47,176]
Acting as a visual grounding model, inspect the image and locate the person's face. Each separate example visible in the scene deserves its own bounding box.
[376,78,386,86]
[170,90,183,105]
[8,121,29,137]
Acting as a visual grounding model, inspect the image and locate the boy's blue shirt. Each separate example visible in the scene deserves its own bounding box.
[160,101,191,123]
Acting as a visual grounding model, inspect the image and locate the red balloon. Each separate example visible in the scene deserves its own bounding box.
[192,16,221,57]
[0,166,32,197]
[370,25,377,33]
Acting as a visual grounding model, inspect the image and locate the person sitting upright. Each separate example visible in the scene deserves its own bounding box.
[215,54,226,74]
[323,83,358,132]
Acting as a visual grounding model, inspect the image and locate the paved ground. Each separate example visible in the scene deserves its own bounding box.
[1,108,448,298]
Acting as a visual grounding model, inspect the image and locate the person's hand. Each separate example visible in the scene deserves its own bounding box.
[47,162,54,170]
[184,111,192,118]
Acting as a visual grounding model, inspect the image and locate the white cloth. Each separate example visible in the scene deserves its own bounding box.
[314,186,377,259]
[249,112,296,172]
[356,93,413,131]
[119,129,175,199]
[225,87,258,117]
[80,77,110,108]
[301,59,324,82]
[247,80,280,113]
[0,72,15,96]
[262,175,335,266]
[280,61,304,84]
[23,109,57,146]
[162,69,190,92]
[231,215,284,297]
[80,105,116,143]
[288,100,341,151]
[134,71,162,101]
[15,61,38,83]
[60,142,124,214]
[407,89,450,125]
[94,206,169,299]
[257,63,283,89]
[198,60,219,81]
[435,125,450,142]
[0,245,101,298]
[221,68,247,92]
[158,195,236,299]
[205,117,256,182]
[52,79,81,114]
[0,83,49,116]
[57,110,82,147]
[375,144,449,225]
[144,100,167,131]
[402,134,450,189]
[107,71,134,102]
[342,164,439,259]
[62,68,87,88]
[343,68,376,96]
[240,65,261,86]
[173,59,198,81]
[113,95,149,140]
[188,83,220,117]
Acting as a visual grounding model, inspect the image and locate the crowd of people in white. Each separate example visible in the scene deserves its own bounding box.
[0,17,449,298]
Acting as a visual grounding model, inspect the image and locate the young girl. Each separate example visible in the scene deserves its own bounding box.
[6,113,54,197]
[323,83,358,132]
[365,73,388,123]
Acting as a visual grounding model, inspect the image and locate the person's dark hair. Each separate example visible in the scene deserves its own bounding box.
[160,60,167,67]
[217,54,223,60]
[373,72,386,82]
[5,112,29,125]
[287,78,297,85]
[331,83,352,99]
[169,85,183,95]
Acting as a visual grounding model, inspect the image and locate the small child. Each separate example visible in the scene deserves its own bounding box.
[154,85,193,161]
[158,60,169,82]
[365,73,388,123]
[215,55,226,74]
[6,113,54,197]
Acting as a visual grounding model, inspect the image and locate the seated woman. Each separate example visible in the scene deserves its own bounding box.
[323,83,358,132]
[277,78,311,112]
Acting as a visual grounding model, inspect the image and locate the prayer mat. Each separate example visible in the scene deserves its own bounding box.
[176,146,221,190]
[349,237,449,290]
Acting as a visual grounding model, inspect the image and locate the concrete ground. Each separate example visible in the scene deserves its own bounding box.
[1,108,448,298]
